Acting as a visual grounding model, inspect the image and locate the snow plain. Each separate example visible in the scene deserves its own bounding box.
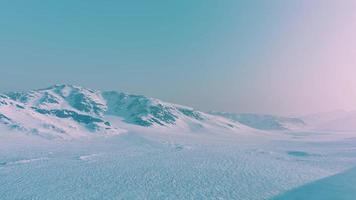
[1,127,355,200]
[1,85,356,199]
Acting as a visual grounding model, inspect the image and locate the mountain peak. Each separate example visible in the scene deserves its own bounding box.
[38,84,98,95]
[41,83,83,90]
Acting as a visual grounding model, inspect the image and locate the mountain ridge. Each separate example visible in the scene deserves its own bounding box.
[0,84,245,139]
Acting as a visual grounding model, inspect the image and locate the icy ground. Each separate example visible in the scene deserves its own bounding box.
[273,166,356,200]
[1,129,356,200]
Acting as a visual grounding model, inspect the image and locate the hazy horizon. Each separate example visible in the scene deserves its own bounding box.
[1,0,355,115]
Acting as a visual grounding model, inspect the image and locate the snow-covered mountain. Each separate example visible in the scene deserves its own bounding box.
[0,84,247,139]
[209,112,306,131]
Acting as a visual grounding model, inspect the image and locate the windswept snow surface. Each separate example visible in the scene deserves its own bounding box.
[1,127,356,200]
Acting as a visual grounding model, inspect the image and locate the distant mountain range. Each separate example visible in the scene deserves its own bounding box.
[0,84,354,139]
[302,110,356,132]
[208,112,306,131]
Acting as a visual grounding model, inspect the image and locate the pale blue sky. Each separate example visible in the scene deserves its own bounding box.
[1,0,355,115]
